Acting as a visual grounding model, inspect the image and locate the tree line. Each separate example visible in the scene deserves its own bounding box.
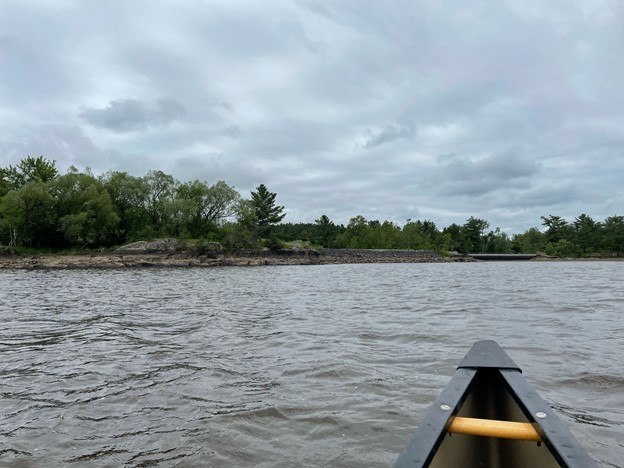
[1,156,623,256]
[0,156,284,250]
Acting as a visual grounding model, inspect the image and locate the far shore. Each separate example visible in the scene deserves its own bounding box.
[0,248,452,270]
[0,248,622,270]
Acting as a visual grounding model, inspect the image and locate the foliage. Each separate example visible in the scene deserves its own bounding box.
[0,181,56,246]
[51,172,119,247]
[602,216,624,254]
[511,227,546,253]
[1,156,623,257]
[314,215,336,247]
[541,215,572,244]
[176,180,240,237]
[144,170,177,232]
[0,156,58,195]
[250,184,285,237]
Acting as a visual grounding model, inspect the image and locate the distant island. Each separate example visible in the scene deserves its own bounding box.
[1,156,623,263]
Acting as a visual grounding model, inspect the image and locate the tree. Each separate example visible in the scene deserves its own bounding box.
[101,171,150,242]
[484,228,512,253]
[15,156,58,184]
[0,181,56,246]
[176,180,240,236]
[462,217,490,253]
[573,214,600,254]
[250,184,285,237]
[223,199,260,250]
[203,181,241,223]
[601,215,624,255]
[379,220,401,249]
[51,172,119,247]
[161,197,195,238]
[402,219,441,250]
[512,227,546,253]
[0,167,14,197]
[541,215,570,243]
[313,215,335,247]
[442,223,463,252]
[0,156,58,196]
[545,238,580,257]
[144,170,177,233]
[338,215,368,248]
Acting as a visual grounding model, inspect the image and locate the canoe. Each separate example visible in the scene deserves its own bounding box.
[395,340,595,467]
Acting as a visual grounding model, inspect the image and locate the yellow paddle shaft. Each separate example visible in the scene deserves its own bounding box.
[448,417,542,442]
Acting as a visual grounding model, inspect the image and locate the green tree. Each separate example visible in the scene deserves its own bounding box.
[176,180,240,237]
[52,172,119,247]
[484,228,512,253]
[1,156,58,196]
[601,215,624,255]
[402,219,442,250]
[223,200,260,250]
[512,227,546,253]
[573,214,600,254]
[462,217,490,253]
[0,181,56,246]
[102,171,150,242]
[442,223,463,252]
[402,220,428,249]
[313,215,335,247]
[378,220,402,249]
[250,184,285,237]
[541,215,570,243]
[338,215,368,248]
[144,170,177,233]
[545,238,580,257]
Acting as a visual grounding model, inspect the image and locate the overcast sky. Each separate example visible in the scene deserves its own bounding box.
[1,1,623,232]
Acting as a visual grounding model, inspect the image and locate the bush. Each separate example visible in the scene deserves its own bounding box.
[265,235,285,251]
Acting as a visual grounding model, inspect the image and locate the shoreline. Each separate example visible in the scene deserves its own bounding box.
[0,248,452,270]
[0,248,622,270]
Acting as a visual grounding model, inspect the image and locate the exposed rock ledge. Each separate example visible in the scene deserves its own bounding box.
[0,245,452,270]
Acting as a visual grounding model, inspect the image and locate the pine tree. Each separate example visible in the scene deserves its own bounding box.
[250,184,285,237]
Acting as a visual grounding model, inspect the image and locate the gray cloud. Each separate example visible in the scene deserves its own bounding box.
[0,124,105,169]
[364,121,416,148]
[79,98,186,133]
[1,0,623,232]
[435,149,540,196]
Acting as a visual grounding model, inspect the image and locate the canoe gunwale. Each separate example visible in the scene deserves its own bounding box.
[394,368,476,467]
[500,369,596,467]
[394,341,596,467]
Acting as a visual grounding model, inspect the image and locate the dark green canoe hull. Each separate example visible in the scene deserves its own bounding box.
[395,341,595,467]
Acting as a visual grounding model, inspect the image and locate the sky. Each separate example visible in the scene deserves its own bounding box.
[1,0,623,232]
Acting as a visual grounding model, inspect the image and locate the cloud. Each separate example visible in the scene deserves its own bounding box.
[1,1,623,232]
[433,149,540,196]
[0,124,107,170]
[363,120,416,148]
[79,98,186,133]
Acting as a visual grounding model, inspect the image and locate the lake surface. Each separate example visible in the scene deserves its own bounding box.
[0,262,622,467]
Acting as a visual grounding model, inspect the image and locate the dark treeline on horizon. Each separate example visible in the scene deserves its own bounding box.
[1,156,623,257]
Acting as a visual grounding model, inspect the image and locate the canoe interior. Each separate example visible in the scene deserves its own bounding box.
[429,369,560,468]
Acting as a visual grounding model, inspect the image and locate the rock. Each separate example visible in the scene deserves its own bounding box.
[116,238,185,254]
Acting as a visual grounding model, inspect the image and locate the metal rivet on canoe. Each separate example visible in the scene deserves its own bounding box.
[440,404,452,411]
[536,412,547,419]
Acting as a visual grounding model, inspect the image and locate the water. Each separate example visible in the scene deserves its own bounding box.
[0,262,622,467]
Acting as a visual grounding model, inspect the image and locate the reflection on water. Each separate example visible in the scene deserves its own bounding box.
[0,263,623,467]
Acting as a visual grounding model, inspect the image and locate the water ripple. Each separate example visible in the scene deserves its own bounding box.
[0,263,622,466]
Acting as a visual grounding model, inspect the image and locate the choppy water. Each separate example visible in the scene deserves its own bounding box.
[0,262,623,467]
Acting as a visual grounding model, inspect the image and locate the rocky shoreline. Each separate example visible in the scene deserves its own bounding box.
[0,247,454,270]
[1,239,619,270]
